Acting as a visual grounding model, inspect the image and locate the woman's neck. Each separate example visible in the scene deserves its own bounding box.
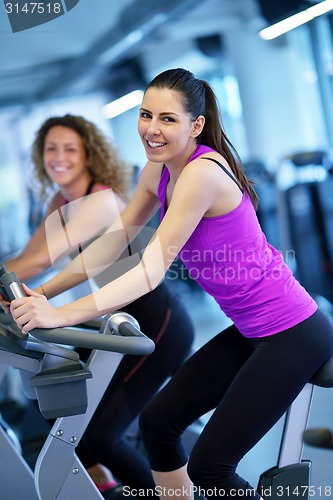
[166,143,199,182]
[61,174,94,202]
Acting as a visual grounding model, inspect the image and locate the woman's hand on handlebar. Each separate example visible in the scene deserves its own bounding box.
[0,292,10,313]
[10,283,64,334]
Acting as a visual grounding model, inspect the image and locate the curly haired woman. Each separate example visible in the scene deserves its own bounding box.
[1,114,194,496]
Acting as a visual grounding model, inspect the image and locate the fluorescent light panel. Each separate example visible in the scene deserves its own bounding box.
[259,0,333,40]
[102,89,144,119]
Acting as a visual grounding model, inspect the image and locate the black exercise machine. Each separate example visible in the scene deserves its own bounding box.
[258,353,333,499]
[0,268,154,499]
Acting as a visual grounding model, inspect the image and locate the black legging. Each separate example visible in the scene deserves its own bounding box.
[76,281,194,492]
[140,309,333,499]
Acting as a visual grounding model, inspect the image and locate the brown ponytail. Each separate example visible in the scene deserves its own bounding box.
[199,81,259,209]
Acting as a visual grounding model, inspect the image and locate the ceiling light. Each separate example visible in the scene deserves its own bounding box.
[102,89,144,119]
[259,0,333,40]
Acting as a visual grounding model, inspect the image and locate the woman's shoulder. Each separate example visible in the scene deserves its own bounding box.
[183,151,228,182]
[46,191,65,213]
[90,182,110,192]
[195,151,228,167]
[136,161,165,193]
[142,161,164,175]
[90,182,128,212]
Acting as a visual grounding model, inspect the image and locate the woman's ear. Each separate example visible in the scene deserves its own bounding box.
[191,115,205,138]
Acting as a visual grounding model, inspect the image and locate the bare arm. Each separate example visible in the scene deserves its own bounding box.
[36,163,162,299]
[11,159,221,332]
[5,223,51,281]
[43,188,127,269]
[4,188,127,281]
[3,193,64,281]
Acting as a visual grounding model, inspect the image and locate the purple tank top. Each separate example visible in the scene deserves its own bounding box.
[158,145,317,338]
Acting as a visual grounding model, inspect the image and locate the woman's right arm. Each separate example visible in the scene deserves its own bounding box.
[4,223,51,281]
[39,162,162,299]
[0,195,62,311]
[3,193,64,281]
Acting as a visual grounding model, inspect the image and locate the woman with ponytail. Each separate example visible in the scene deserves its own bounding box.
[10,69,333,499]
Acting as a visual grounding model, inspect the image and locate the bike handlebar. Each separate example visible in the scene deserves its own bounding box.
[0,271,155,356]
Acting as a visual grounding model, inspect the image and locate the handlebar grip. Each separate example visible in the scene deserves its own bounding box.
[0,271,29,338]
[0,271,26,301]
[0,271,155,355]
[0,264,11,302]
[118,321,143,337]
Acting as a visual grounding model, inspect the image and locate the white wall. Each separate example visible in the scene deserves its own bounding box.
[224,23,327,170]
[107,106,147,170]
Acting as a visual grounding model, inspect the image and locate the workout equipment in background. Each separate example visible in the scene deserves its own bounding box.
[243,160,280,249]
[0,263,53,469]
[303,427,333,450]
[277,151,333,305]
[258,353,333,499]
[0,269,154,500]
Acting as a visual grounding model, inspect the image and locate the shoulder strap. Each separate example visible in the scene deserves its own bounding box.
[62,178,95,207]
[85,179,95,196]
[201,157,243,193]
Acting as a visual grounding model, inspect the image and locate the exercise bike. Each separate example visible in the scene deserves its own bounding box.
[257,353,333,498]
[0,268,155,500]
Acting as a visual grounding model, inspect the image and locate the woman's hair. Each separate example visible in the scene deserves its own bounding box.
[146,68,259,209]
[31,114,131,199]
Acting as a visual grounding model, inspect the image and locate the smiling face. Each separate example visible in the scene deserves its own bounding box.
[138,87,204,169]
[43,125,91,192]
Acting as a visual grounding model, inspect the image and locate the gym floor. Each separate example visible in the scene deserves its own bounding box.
[172,278,333,495]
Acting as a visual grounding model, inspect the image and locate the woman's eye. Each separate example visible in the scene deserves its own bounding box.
[140,112,151,119]
[163,117,175,123]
